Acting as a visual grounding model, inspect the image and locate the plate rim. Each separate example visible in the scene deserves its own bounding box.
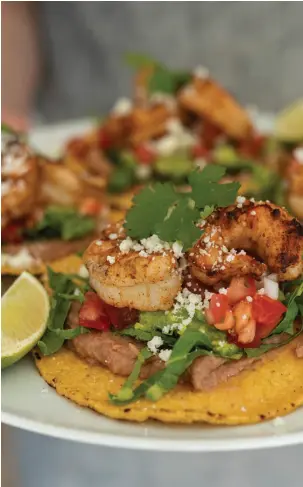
[3,410,303,452]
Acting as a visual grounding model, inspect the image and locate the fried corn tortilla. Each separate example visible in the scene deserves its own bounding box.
[34,336,303,425]
[2,254,83,276]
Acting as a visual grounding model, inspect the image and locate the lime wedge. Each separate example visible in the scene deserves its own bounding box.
[274,99,303,142]
[1,272,50,368]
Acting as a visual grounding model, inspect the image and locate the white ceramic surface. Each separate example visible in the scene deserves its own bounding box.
[2,118,303,451]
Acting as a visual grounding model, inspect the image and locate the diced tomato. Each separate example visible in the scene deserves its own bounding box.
[190,143,209,160]
[98,128,113,151]
[227,331,261,349]
[79,197,102,216]
[206,294,230,325]
[227,277,256,305]
[79,291,138,331]
[79,292,111,331]
[102,302,139,329]
[238,133,267,158]
[252,295,287,337]
[133,144,156,165]
[202,122,223,150]
[2,222,24,244]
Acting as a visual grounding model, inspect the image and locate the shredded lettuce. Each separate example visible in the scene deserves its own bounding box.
[38,268,89,355]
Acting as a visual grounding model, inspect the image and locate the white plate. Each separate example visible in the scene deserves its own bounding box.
[2,117,303,452]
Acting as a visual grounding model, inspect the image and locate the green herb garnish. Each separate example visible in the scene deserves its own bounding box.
[125,166,239,250]
[25,206,95,241]
[124,52,190,95]
[271,280,303,335]
[38,268,89,355]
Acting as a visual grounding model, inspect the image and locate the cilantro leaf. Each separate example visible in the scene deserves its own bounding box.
[148,66,190,95]
[148,66,177,94]
[125,182,178,239]
[200,205,215,220]
[155,197,201,250]
[124,167,241,250]
[124,52,190,94]
[189,167,240,208]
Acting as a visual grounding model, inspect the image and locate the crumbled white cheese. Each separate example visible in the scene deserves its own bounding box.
[246,296,253,303]
[159,349,172,362]
[107,256,116,265]
[119,237,134,253]
[151,119,196,156]
[95,240,103,246]
[236,196,246,208]
[2,151,29,176]
[118,234,185,261]
[226,254,235,263]
[140,235,170,254]
[172,242,184,259]
[1,180,13,195]
[257,288,265,295]
[111,97,132,116]
[219,288,228,295]
[195,158,207,169]
[294,147,303,165]
[162,325,171,334]
[153,134,179,156]
[150,92,176,109]
[135,164,152,181]
[147,336,163,354]
[166,118,184,134]
[171,289,203,329]
[250,210,256,216]
[79,265,89,278]
[2,248,36,268]
[109,233,118,240]
[193,65,210,79]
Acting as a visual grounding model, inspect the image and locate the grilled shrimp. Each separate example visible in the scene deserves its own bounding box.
[188,201,303,285]
[84,223,182,311]
[178,76,253,140]
[286,154,303,220]
[1,140,39,227]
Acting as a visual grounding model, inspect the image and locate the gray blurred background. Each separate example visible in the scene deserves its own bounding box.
[2,2,303,486]
[37,2,303,120]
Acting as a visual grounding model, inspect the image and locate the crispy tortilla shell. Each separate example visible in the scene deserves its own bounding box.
[34,336,303,424]
[2,254,83,276]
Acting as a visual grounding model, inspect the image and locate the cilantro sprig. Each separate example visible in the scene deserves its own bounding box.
[124,52,191,95]
[124,166,240,250]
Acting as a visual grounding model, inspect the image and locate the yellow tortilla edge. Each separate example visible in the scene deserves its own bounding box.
[1,253,84,276]
[34,336,303,425]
